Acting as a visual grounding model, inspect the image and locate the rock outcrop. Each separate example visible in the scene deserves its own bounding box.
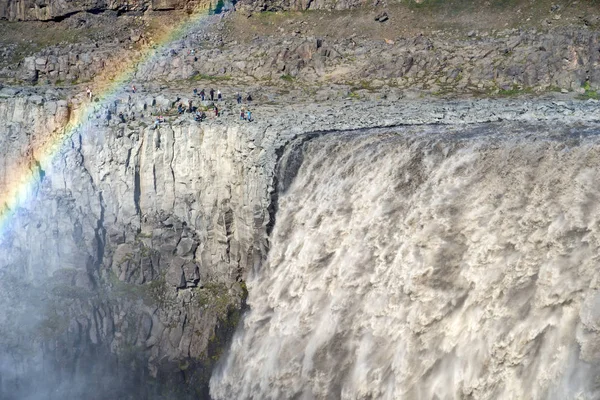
[0,0,211,21]
[136,27,600,93]
[7,26,600,97]
[235,0,370,11]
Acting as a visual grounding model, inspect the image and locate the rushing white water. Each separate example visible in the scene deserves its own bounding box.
[211,123,600,400]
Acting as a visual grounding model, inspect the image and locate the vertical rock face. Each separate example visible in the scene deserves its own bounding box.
[0,0,212,20]
[0,94,272,398]
[0,0,127,20]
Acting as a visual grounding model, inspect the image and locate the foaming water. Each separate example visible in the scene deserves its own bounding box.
[211,124,600,400]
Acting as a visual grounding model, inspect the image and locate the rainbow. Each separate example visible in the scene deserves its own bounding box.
[0,4,220,237]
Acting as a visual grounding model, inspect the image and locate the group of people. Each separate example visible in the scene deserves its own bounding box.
[154,115,165,128]
[190,88,254,105]
[94,83,257,129]
[194,110,207,122]
[240,107,252,122]
[177,99,203,115]
[236,92,253,104]
[189,88,254,122]
[193,88,222,101]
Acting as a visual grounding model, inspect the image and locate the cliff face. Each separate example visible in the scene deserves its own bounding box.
[0,92,273,397]
[0,0,210,20]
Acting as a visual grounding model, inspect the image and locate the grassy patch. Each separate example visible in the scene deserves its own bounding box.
[255,10,296,24]
[179,360,191,371]
[407,0,445,10]
[51,284,92,300]
[497,85,525,96]
[108,271,169,306]
[349,80,377,92]
[280,74,295,82]
[190,73,232,82]
[485,84,534,97]
[407,0,520,12]
[38,310,69,340]
[0,21,102,67]
[489,0,519,9]
[578,81,600,100]
[199,280,248,365]
[194,282,232,317]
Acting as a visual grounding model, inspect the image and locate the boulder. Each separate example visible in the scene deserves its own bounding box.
[166,257,186,288]
[374,11,388,23]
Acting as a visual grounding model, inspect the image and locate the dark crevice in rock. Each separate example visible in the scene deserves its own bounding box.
[134,165,141,215]
[266,141,293,238]
[169,133,176,210]
[93,191,106,287]
[47,8,112,22]
[49,10,86,22]
[223,206,233,263]
[125,147,132,169]
[33,158,45,182]
[152,164,157,192]
[70,124,105,287]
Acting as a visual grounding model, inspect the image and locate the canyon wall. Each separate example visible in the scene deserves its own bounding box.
[0,92,273,397]
[1,89,600,397]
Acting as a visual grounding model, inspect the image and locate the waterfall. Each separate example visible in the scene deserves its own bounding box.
[211,123,600,399]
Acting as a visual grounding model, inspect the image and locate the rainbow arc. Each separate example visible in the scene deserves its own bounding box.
[0,6,218,236]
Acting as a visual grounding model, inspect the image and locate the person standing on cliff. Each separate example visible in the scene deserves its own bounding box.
[236,92,242,104]
[188,99,193,113]
[200,89,205,101]
[214,106,219,117]
[210,88,215,101]
[217,89,222,101]
[131,84,136,93]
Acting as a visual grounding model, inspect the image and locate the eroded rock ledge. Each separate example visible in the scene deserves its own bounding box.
[0,0,214,21]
